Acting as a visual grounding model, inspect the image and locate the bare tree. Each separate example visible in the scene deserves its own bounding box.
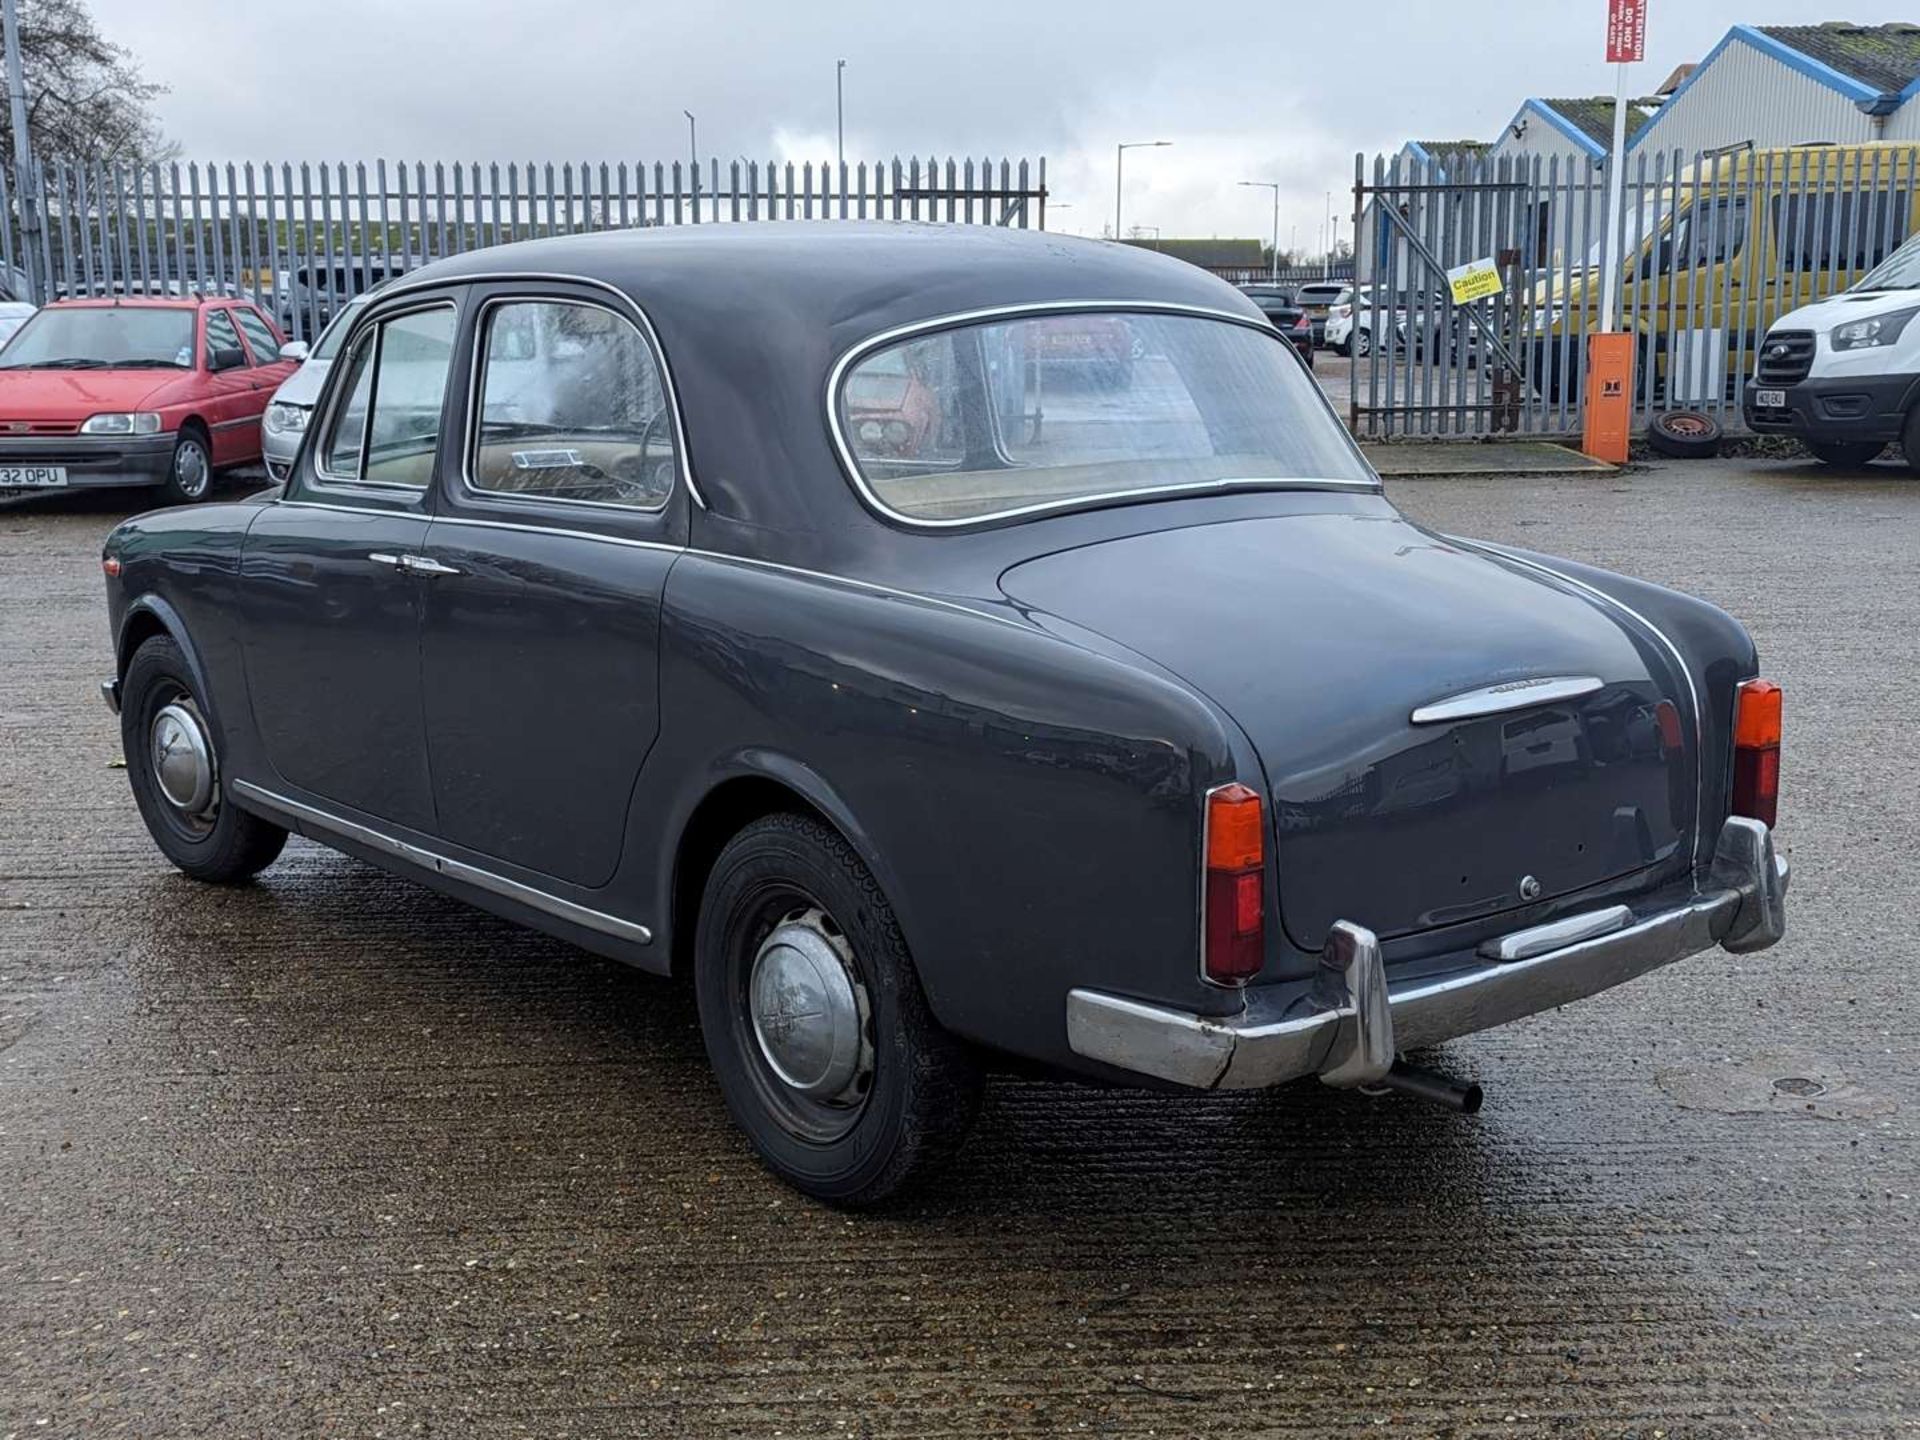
[2,0,172,164]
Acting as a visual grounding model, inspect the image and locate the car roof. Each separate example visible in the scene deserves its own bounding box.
[46,296,231,310]
[374,222,1268,535]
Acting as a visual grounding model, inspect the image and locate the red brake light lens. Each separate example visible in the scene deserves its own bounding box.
[1204,783,1265,986]
[1731,678,1782,829]
[101,555,121,577]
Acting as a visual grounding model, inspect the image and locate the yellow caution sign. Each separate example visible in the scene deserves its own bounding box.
[1445,257,1502,305]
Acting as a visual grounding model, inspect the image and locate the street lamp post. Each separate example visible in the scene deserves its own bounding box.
[1114,140,1170,242]
[836,59,846,170]
[2,0,38,302]
[1238,180,1281,282]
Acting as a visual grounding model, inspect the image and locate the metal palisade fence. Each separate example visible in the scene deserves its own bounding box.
[0,155,1048,339]
[1351,144,1920,437]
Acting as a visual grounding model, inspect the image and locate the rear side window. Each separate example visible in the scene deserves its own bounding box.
[232,305,282,363]
[317,305,456,488]
[466,299,676,510]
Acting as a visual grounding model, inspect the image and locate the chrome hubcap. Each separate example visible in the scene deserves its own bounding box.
[748,909,869,1102]
[176,442,208,496]
[150,702,215,816]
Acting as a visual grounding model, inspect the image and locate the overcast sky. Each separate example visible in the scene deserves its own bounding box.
[86,0,1920,252]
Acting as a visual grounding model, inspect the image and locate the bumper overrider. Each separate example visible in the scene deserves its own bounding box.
[1067,816,1788,1091]
[0,431,177,491]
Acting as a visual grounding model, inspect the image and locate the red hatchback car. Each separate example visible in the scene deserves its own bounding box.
[0,296,297,504]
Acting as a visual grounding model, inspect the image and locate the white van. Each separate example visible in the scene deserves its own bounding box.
[1744,230,1920,469]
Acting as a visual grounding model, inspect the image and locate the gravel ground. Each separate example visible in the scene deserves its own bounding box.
[2,458,1916,1438]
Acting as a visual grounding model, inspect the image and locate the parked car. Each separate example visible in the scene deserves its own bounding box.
[0,300,36,347]
[261,292,374,481]
[99,225,1788,1205]
[1294,280,1351,347]
[0,296,297,503]
[1238,284,1314,366]
[276,256,407,337]
[1742,227,1920,470]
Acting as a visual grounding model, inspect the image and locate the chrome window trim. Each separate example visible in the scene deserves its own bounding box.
[458,292,682,519]
[824,299,1382,531]
[376,267,706,510]
[1451,538,1707,870]
[229,778,653,946]
[308,296,460,500]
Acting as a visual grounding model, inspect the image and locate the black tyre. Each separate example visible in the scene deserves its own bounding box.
[121,636,287,883]
[1805,439,1884,468]
[154,428,213,505]
[1647,410,1723,459]
[1353,327,1372,359]
[694,813,982,1206]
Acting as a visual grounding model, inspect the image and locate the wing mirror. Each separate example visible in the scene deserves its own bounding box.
[280,339,310,363]
[210,345,247,372]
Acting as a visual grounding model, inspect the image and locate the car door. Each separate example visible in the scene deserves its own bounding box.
[416,285,685,889]
[229,303,298,460]
[239,294,462,832]
[199,307,259,466]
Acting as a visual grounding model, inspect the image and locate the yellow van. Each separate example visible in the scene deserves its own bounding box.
[1531,141,1920,403]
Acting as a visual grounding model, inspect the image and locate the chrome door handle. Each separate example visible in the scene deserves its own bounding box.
[367,551,405,569]
[400,554,461,577]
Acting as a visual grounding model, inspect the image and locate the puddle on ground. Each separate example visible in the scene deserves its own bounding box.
[1656,1048,1896,1121]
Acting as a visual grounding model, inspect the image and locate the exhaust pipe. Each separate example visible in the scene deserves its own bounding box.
[1370,1059,1483,1114]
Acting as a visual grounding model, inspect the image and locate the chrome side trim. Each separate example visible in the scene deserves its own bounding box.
[229,779,653,945]
[823,298,1382,531]
[1451,539,1707,870]
[1410,674,1605,725]
[273,499,687,555]
[1477,903,1631,961]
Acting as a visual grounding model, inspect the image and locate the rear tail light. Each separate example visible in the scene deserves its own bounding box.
[1731,678,1782,829]
[1204,782,1265,985]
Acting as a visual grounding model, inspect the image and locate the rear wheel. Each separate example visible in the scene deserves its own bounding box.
[1805,439,1884,468]
[1353,328,1372,359]
[694,813,981,1206]
[154,428,212,505]
[121,636,287,882]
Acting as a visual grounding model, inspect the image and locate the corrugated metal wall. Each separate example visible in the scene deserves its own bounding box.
[1631,38,1877,156]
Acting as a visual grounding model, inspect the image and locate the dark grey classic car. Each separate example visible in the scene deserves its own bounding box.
[99,223,1789,1205]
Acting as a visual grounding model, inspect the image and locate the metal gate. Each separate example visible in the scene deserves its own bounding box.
[1351,144,1920,438]
[0,155,1049,340]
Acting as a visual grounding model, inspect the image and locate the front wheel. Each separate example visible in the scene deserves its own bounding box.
[155,430,212,505]
[121,636,287,882]
[1805,439,1884,468]
[694,813,982,1206]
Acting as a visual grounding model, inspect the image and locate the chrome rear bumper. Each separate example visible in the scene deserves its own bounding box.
[1066,816,1789,1091]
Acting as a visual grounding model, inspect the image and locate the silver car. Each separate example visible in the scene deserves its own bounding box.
[260,294,370,480]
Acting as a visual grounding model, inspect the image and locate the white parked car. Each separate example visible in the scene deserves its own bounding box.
[0,300,36,348]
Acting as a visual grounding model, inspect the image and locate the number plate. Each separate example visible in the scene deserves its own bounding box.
[0,464,67,488]
[1753,388,1787,409]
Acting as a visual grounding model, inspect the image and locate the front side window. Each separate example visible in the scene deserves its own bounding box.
[837,310,1373,524]
[316,305,456,488]
[468,299,675,510]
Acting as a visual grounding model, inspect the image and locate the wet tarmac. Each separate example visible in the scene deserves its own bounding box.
[3,461,1915,1436]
